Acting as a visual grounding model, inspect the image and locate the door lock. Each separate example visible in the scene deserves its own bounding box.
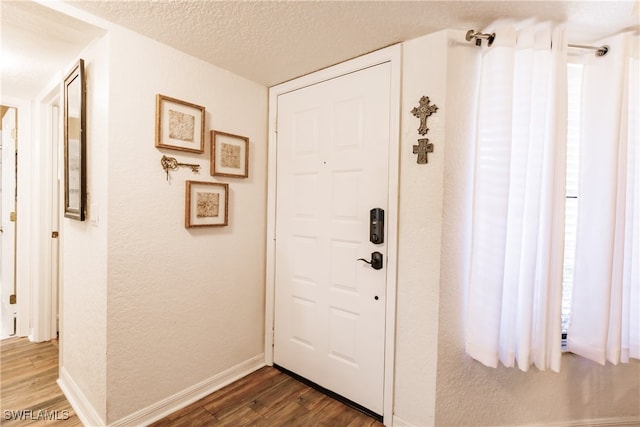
[369,208,384,244]
[357,251,383,270]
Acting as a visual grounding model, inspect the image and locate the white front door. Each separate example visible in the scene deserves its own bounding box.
[273,62,392,415]
[1,106,17,338]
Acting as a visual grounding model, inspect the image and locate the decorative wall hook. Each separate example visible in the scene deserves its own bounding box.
[161,155,200,180]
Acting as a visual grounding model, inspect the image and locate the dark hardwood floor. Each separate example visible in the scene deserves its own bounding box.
[150,366,383,427]
[1,337,383,427]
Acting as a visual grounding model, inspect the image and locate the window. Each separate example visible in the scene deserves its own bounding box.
[561,62,584,342]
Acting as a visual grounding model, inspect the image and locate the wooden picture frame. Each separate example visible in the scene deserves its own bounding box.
[64,58,86,221]
[156,94,205,153]
[185,181,229,228]
[211,130,249,178]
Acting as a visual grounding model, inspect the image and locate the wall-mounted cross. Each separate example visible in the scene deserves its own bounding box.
[411,96,438,136]
[413,138,433,164]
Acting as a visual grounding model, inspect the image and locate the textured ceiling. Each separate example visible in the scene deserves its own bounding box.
[2,1,639,100]
[65,0,640,86]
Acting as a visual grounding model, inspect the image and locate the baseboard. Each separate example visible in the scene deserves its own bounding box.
[108,353,266,427]
[390,415,639,427]
[528,417,640,427]
[392,414,417,427]
[58,366,106,427]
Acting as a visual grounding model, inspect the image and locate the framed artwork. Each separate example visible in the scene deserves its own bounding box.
[185,181,229,228]
[156,94,205,153]
[64,58,86,221]
[211,130,249,178]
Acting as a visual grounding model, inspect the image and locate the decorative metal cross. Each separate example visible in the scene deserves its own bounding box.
[413,138,433,164]
[411,96,438,136]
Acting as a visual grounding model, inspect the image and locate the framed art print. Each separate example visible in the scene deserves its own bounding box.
[64,58,86,221]
[185,181,229,228]
[211,130,249,178]
[156,94,205,153]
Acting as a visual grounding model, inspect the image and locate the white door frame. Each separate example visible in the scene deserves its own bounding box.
[31,81,63,343]
[265,44,401,424]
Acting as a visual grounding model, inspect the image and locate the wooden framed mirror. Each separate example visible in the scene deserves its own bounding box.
[63,59,86,221]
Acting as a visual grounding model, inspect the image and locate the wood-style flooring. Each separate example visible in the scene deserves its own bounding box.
[1,337,383,427]
[150,366,383,427]
[0,337,81,426]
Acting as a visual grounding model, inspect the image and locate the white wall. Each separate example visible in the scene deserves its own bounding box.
[55,21,268,424]
[393,29,449,426]
[393,28,640,426]
[59,33,111,423]
[104,28,267,423]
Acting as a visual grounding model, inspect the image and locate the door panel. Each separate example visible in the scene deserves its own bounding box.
[274,63,391,414]
[1,106,17,338]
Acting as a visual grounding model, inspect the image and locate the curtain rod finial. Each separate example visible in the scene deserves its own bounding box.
[466,29,476,42]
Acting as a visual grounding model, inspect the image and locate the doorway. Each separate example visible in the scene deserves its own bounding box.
[265,46,401,424]
[0,93,62,343]
[1,105,18,339]
[32,88,63,343]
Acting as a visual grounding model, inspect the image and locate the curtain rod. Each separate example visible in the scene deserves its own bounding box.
[567,43,609,56]
[466,30,496,46]
[465,29,609,56]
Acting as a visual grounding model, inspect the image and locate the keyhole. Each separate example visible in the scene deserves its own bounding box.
[374,296,379,300]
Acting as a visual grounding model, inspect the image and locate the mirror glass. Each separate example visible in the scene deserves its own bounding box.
[64,59,85,220]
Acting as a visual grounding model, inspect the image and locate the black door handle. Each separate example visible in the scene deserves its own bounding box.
[357,251,383,270]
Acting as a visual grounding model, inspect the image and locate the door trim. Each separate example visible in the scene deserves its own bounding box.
[1,95,32,338]
[18,74,62,344]
[265,44,401,424]
[32,84,62,343]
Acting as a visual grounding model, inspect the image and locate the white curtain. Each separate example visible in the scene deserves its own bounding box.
[465,22,567,372]
[566,33,640,365]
